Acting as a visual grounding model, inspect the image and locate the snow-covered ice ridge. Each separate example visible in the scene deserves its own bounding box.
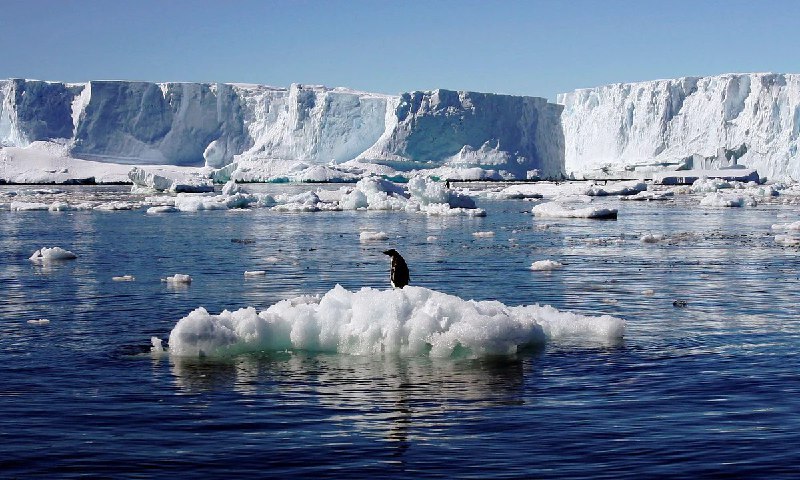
[0,79,564,180]
[558,73,800,181]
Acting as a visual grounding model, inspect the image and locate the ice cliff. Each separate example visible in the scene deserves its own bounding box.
[0,79,565,180]
[558,73,800,181]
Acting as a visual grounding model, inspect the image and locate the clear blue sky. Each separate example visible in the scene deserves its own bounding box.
[1,0,797,101]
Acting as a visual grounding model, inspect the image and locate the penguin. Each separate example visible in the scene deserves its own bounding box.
[383,249,410,288]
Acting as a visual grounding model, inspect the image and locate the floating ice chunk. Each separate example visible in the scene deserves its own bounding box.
[640,233,665,243]
[112,275,135,281]
[30,247,77,262]
[641,289,655,295]
[585,181,647,196]
[699,192,756,207]
[11,201,49,211]
[165,285,626,358]
[27,319,50,325]
[147,205,180,214]
[771,221,800,231]
[173,193,229,212]
[530,260,563,271]
[427,235,438,242]
[94,202,135,211]
[775,234,800,246]
[163,274,192,284]
[244,270,267,277]
[221,180,244,196]
[265,256,280,264]
[360,231,389,241]
[48,202,74,211]
[472,231,495,238]
[532,202,618,219]
[691,177,732,193]
[620,190,674,201]
[150,337,165,354]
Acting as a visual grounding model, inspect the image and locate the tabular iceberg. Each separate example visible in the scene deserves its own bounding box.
[0,79,565,182]
[558,73,800,181]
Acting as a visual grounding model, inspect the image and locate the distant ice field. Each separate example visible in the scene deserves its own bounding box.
[2,181,800,477]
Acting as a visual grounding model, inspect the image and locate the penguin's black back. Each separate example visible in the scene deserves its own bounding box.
[383,249,410,288]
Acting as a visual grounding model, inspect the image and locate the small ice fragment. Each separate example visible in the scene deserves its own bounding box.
[359,231,389,241]
[530,260,563,271]
[244,270,267,277]
[146,205,179,214]
[27,318,50,325]
[163,274,192,284]
[112,275,135,281]
[426,235,438,242]
[640,234,664,243]
[641,289,655,296]
[265,256,280,263]
[601,298,619,305]
[472,231,495,238]
[29,247,77,262]
[151,337,165,353]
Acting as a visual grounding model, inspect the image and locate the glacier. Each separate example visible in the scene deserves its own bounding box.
[558,73,800,181]
[0,79,565,182]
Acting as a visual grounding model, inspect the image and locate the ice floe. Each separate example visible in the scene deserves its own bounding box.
[29,247,77,262]
[164,285,626,358]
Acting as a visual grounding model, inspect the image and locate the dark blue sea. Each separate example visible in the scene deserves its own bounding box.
[2,184,800,478]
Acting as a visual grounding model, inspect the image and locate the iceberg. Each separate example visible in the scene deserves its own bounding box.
[164,285,625,358]
[1,79,565,183]
[558,73,800,181]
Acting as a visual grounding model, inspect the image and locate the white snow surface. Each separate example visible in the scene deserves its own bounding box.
[531,201,618,219]
[29,246,77,262]
[1,79,564,182]
[558,73,800,181]
[165,285,626,358]
[530,260,563,271]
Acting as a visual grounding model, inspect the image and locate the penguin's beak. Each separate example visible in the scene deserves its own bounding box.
[382,250,392,256]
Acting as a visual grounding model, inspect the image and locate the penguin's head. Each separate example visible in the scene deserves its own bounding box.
[383,249,398,257]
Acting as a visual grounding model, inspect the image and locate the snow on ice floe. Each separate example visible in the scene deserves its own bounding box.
[29,247,77,262]
[531,201,618,220]
[699,192,757,207]
[530,260,563,271]
[163,274,192,284]
[359,231,389,241]
[772,221,800,246]
[584,181,647,196]
[163,285,626,358]
[640,233,665,243]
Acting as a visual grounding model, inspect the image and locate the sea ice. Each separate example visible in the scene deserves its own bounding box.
[165,285,626,358]
[163,274,192,284]
[532,202,618,219]
[29,247,77,262]
[530,260,563,271]
[699,192,756,207]
[359,231,389,241]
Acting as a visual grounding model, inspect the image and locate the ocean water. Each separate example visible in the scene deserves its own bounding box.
[2,184,800,478]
